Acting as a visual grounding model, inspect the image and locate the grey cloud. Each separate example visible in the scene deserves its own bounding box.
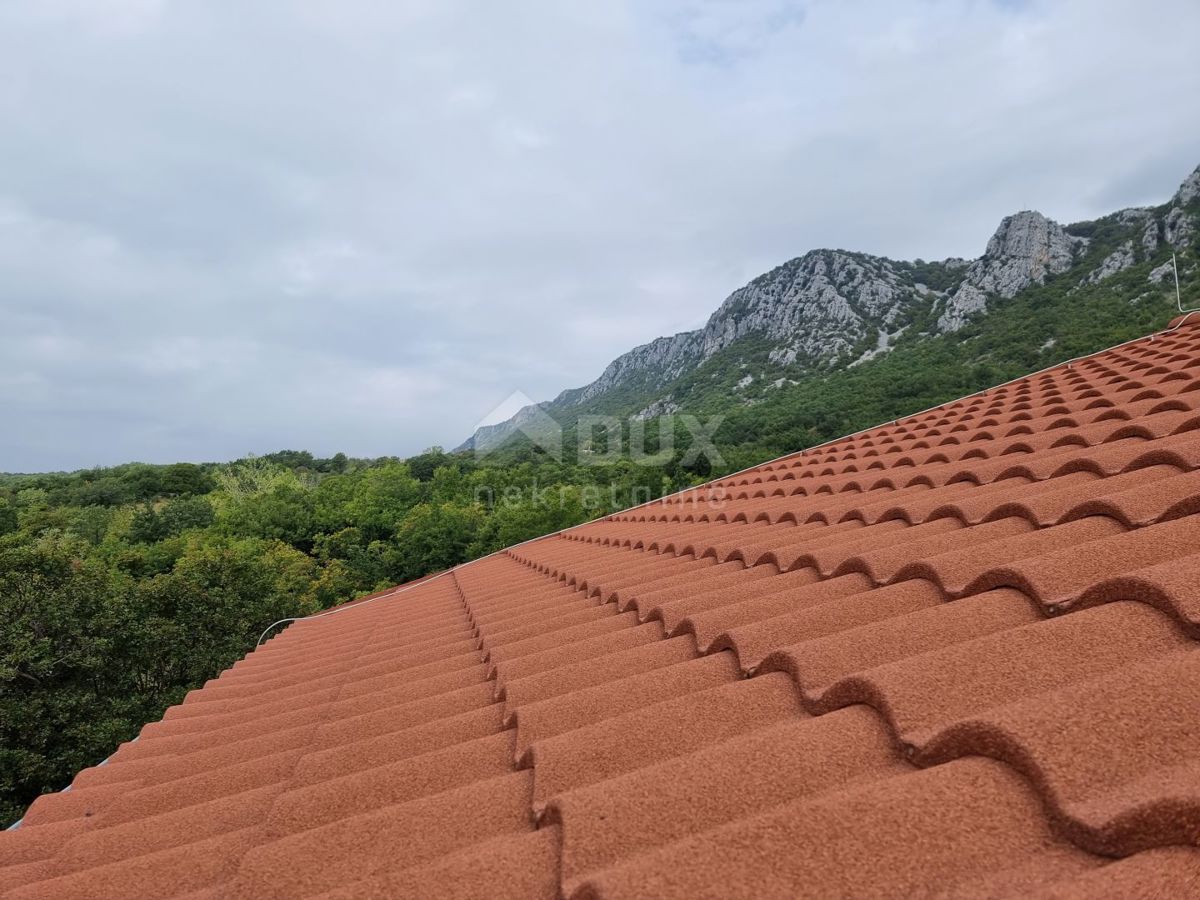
[1,0,1198,470]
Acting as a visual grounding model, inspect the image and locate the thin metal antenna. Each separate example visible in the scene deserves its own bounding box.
[1169,253,1200,315]
[1174,253,1185,312]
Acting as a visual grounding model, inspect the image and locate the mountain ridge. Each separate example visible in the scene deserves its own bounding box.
[459,164,1200,452]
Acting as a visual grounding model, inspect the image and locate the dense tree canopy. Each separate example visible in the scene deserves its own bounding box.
[0,449,686,826]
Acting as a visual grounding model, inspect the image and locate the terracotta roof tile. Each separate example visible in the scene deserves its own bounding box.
[500,634,698,710]
[574,758,1102,899]
[510,650,731,756]
[924,647,1200,854]
[7,319,1200,897]
[314,827,561,900]
[1020,847,1200,900]
[524,670,800,810]
[227,771,534,900]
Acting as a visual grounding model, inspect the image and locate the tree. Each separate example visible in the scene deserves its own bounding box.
[313,474,356,533]
[128,504,168,544]
[407,447,455,481]
[430,465,467,502]
[0,532,126,827]
[161,463,215,496]
[213,457,294,502]
[469,488,589,556]
[261,450,316,470]
[384,502,484,582]
[121,534,319,697]
[158,495,216,535]
[345,463,422,541]
[221,483,317,551]
[0,500,17,537]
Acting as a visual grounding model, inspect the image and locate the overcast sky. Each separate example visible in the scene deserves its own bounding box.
[2,0,1198,471]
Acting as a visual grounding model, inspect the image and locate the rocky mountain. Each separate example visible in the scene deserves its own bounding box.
[460,164,1199,452]
[553,249,925,408]
[936,210,1086,330]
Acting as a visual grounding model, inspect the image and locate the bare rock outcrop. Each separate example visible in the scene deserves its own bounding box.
[1164,207,1194,249]
[967,211,1079,297]
[1148,261,1175,284]
[1084,240,1136,284]
[936,283,987,332]
[1174,165,1200,207]
[938,211,1080,331]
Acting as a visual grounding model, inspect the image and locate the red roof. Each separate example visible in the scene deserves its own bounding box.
[4,316,1200,898]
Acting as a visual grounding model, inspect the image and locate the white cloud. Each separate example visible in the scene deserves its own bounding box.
[0,0,1197,470]
[7,0,166,36]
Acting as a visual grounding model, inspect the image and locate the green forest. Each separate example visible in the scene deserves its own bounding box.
[2,202,1195,827]
[0,450,688,827]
